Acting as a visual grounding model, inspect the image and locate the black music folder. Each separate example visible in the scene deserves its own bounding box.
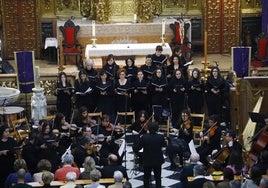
[248,112,268,125]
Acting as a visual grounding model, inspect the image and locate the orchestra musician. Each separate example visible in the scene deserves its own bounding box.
[167,109,193,169]
[92,114,123,166]
[73,137,92,168]
[128,110,150,166]
[196,114,221,168]
[55,72,74,122]
[35,120,61,173]
[74,106,97,128]
[53,113,75,151]
[0,125,19,187]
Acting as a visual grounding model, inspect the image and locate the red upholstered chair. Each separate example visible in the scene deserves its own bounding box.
[59,19,83,67]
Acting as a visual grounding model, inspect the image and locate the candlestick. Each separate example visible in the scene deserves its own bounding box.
[92,20,96,37]
[58,35,65,71]
[204,31,207,65]
[162,19,166,36]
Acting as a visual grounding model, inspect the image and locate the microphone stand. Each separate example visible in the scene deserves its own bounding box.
[123,92,128,169]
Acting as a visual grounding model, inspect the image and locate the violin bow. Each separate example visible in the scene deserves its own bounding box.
[138,114,154,134]
[110,114,119,137]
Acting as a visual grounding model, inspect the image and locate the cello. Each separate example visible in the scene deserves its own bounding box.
[246,123,268,169]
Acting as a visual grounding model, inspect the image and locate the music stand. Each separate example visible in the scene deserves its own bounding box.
[248,112,267,125]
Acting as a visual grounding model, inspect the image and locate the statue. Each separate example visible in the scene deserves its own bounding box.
[31,88,47,125]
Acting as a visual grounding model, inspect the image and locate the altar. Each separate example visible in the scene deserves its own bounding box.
[85,43,172,63]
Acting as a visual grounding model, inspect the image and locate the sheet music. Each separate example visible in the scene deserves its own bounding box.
[188,139,197,154]
[118,139,126,157]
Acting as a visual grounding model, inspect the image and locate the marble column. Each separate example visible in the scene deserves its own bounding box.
[31,88,47,126]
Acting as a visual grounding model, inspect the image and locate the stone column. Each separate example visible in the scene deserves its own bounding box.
[31,88,47,126]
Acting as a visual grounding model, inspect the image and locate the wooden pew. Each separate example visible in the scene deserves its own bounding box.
[27,178,126,187]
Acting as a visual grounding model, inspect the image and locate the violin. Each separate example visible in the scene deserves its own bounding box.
[138,114,153,134]
[181,119,191,129]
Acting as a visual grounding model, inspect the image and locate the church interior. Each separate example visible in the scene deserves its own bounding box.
[0,0,268,187]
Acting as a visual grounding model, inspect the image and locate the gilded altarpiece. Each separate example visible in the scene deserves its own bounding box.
[1,0,40,59]
[205,0,240,54]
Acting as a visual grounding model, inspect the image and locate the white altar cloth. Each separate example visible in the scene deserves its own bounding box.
[85,43,172,59]
[44,37,58,49]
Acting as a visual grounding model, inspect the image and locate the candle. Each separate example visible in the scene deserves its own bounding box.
[162,19,166,36]
[92,20,96,37]
[59,35,64,67]
[204,31,208,65]
[134,14,137,23]
[35,66,40,88]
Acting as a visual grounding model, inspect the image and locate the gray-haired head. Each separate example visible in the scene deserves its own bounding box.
[90,169,102,182]
[113,170,123,183]
[62,154,74,164]
[85,59,94,67]
[260,177,268,188]
[17,168,26,180]
[66,171,76,182]
[193,164,206,176]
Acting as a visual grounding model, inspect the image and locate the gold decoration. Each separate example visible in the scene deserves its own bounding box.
[80,0,91,17]
[137,0,153,23]
[94,0,110,23]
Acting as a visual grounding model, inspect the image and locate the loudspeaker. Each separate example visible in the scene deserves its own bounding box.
[1,60,15,74]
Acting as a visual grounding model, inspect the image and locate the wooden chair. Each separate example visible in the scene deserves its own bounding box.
[88,112,102,125]
[117,111,135,129]
[10,118,30,144]
[59,19,83,67]
[191,113,205,146]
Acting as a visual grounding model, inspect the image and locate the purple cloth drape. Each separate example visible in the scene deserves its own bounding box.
[232,47,251,78]
[262,0,268,33]
[15,51,35,93]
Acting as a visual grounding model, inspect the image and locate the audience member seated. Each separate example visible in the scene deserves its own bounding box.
[241,164,263,188]
[59,172,77,188]
[100,154,128,180]
[216,167,234,188]
[5,159,33,188]
[84,169,105,188]
[186,164,209,188]
[41,171,54,188]
[54,154,80,181]
[260,177,268,188]
[79,156,96,179]
[202,181,216,188]
[11,168,32,188]
[123,181,132,188]
[108,171,124,188]
[179,153,200,188]
[33,159,54,182]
